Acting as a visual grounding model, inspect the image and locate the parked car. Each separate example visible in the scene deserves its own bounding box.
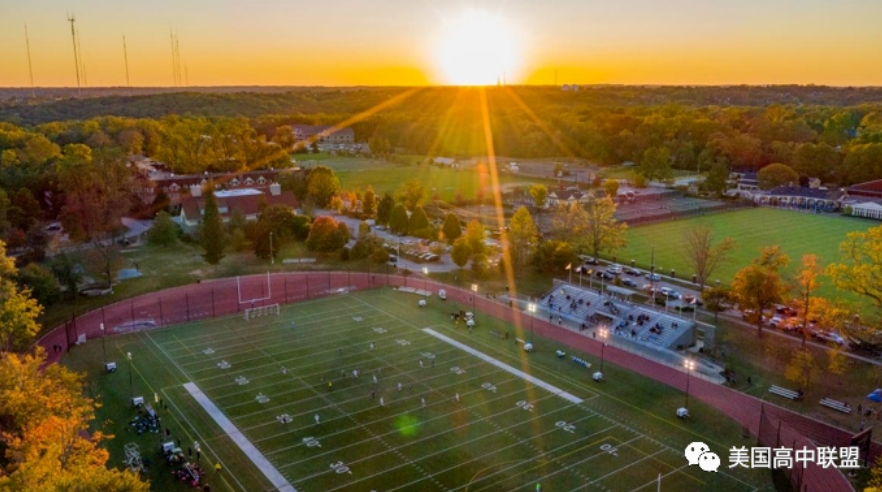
[645,273,662,281]
[594,270,614,280]
[621,278,638,288]
[388,254,398,264]
[681,294,703,306]
[659,287,681,299]
[606,264,623,275]
[624,267,642,276]
[813,331,845,346]
[769,316,784,328]
[579,255,600,265]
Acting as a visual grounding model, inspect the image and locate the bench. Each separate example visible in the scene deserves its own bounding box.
[820,398,852,414]
[769,385,801,400]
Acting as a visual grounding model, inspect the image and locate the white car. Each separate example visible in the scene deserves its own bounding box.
[814,331,845,346]
[769,316,784,328]
[659,287,680,299]
[606,264,623,275]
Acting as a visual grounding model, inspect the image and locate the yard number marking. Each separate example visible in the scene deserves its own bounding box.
[217,360,231,369]
[302,437,321,448]
[600,443,619,457]
[203,348,215,355]
[516,400,534,411]
[235,376,249,385]
[330,461,352,475]
[372,327,387,334]
[256,393,270,404]
[555,421,576,434]
[481,382,497,393]
[450,366,466,375]
[395,339,411,346]
[421,351,436,360]
[352,316,364,322]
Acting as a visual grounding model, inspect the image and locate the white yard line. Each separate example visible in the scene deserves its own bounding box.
[422,328,584,404]
[183,382,297,492]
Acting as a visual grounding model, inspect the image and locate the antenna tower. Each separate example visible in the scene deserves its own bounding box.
[67,15,82,96]
[123,36,131,87]
[24,24,35,96]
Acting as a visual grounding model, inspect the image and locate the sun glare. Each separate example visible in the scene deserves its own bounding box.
[435,9,520,86]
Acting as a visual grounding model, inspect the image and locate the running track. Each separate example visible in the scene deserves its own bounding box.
[38,272,860,491]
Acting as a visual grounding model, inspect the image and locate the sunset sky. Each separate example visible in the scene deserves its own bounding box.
[1,0,881,87]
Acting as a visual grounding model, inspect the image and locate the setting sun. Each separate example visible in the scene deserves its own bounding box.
[435,9,520,86]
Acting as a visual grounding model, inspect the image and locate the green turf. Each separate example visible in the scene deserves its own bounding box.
[64,289,774,491]
[620,208,877,299]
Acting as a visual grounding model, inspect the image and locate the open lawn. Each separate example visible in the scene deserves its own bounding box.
[63,289,773,492]
[620,208,877,300]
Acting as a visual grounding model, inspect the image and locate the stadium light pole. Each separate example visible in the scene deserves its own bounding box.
[683,358,695,410]
[126,351,134,399]
[471,283,478,319]
[100,323,106,365]
[422,267,428,293]
[527,302,536,342]
[598,327,609,373]
[270,232,274,265]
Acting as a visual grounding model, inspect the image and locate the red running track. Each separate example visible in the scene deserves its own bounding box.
[38,272,859,491]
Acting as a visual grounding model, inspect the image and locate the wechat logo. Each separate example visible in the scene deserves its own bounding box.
[685,442,720,473]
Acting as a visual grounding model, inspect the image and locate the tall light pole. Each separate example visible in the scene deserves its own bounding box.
[100,323,107,365]
[126,351,134,399]
[471,283,478,319]
[269,231,274,265]
[598,327,609,373]
[422,267,429,293]
[527,302,536,341]
[683,358,695,410]
[650,246,657,304]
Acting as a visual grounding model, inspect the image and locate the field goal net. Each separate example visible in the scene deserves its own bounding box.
[244,303,280,321]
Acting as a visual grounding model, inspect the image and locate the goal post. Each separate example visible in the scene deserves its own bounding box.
[244,303,280,321]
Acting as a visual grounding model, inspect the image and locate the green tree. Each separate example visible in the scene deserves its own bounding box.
[49,252,82,301]
[731,246,789,338]
[464,220,486,256]
[471,253,489,278]
[451,237,472,270]
[528,184,548,211]
[389,204,409,234]
[362,187,377,217]
[442,213,462,243]
[358,221,371,236]
[407,205,430,236]
[508,206,539,266]
[396,178,427,211]
[757,163,799,190]
[533,240,577,273]
[702,160,730,196]
[200,190,226,265]
[376,192,394,225]
[640,146,673,182]
[82,242,125,288]
[785,349,817,390]
[16,264,60,307]
[338,221,351,242]
[147,211,179,247]
[305,165,341,208]
[306,216,347,252]
[702,286,731,324]
[252,205,297,260]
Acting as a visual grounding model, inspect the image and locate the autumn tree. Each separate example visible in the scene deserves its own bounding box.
[442,213,462,243]
[305,165,341,208]
[529,184,548,211]
[682,225,737,289]
[451,238,472,270]
[730,246,789,338]
[757,163,799,190]
[396,178,427,211]
[603,180,620,199]
[533,240,577,273]
[785,349,817,390]
[792,254,823,348]
[200,190,226,266]
[306,216,347,252]
[376,192,394,225]
[0,241,42,352]
[464,220,486,257]
[640,146,673,182]
[828,225,882,320]
[508,206,539,266]
[702,286,732,324]
[584,197,627,259]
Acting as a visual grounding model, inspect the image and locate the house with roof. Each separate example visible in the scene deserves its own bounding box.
[291,125,354,144]
[753,186,843,212]
[842,179,882,220]
[178,184,299,233]
[547,188,590,208]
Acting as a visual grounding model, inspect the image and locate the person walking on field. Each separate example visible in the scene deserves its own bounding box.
[314,414,320,425]
[379,396,385,407]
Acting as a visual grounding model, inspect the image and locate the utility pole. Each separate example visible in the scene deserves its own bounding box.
[123,36,131,87]
[24,24,35,97]
[169,28,177,86]
[67,14,82,96]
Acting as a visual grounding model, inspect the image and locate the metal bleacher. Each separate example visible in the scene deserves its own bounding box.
[541,284,694,350]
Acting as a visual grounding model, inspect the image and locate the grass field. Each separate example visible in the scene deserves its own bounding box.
[65,289,774,492]
[621,208,877,299]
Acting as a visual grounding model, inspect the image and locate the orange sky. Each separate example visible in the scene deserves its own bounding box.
[1,0,881,87]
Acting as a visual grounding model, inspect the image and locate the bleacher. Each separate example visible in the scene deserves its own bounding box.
[539,284,695,350]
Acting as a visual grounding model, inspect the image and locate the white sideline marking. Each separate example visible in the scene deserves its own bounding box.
[183,382,296,492]
[422,328,584,404]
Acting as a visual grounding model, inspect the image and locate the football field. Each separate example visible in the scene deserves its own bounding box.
[68,289,774,491]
